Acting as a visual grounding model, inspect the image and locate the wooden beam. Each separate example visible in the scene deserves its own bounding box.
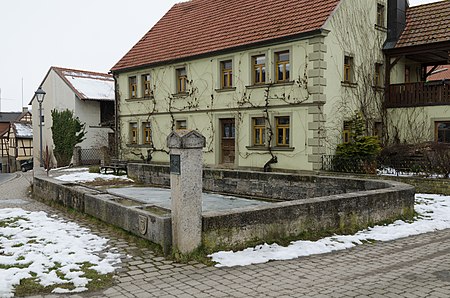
[389,56,403,71]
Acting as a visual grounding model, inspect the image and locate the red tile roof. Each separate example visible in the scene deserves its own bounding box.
[111,0,341,72]
[395,0,450,48]
[428,65,450,80]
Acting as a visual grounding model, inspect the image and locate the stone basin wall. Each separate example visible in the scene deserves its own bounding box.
[32,164,416,254]
[33,175,172,254]
[128,163,391,201]
[128,163,415,251]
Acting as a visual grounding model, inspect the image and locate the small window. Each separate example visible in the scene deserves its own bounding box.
[221,60,233,88]
[373,121,383,139]
[275,116,290,146]
[436,122,450,143]
[176,120,187,130]
[343,121,351,143]
[344,56,353,83]
[374,63,383,87]
[252,55,266,84]
[176,68,187,93]
[130,123,138,144]
[275,51,290,83]
[142,122,151,144]
[252,117,266,146]
[142,74,152,97]
[377,4,385,27]
[129,76,137,98]
[405,66,410,83]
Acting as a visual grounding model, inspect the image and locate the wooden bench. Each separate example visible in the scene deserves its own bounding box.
[100,160,128,175]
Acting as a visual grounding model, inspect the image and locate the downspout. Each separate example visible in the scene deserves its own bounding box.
[113,74,120,159]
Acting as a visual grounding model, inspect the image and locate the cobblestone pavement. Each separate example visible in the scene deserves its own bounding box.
[2,173,450,297]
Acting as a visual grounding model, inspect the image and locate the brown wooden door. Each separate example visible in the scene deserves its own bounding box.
[220,118,235,164]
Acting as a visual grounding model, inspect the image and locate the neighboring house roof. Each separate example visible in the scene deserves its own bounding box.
[428,65,450,80]
[12,123,33,139]
[0,123,9,137]
[53,67,115,101]
[395,0,450,48]
[111,0,341,72]
[0,112,22,123]
[30,67,115,104]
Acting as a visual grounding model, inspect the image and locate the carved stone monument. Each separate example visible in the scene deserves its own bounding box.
[167,130,206,254]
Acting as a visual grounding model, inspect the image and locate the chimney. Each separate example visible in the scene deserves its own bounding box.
[22,107,28,113]
[384,0,409,49]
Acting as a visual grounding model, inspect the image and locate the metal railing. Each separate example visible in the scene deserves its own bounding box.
[80,148,103,165]
[321,155,378,174]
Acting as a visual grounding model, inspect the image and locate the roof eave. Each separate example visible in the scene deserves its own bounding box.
[384,40,450,56]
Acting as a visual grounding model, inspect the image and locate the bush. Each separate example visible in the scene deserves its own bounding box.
[89,165,100,174]
[333,113,381,174]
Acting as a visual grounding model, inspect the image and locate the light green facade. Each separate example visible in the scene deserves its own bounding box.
[115,0,387,171]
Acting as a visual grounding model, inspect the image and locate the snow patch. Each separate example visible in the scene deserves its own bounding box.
[0,209,121,297]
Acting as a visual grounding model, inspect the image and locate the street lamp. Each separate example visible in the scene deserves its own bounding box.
[35,86,46,167]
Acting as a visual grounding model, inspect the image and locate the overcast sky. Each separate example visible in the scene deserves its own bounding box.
[0,0,443,112]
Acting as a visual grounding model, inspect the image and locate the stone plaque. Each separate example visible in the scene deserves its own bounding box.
[138,215,148,235]
[170,154,181,175]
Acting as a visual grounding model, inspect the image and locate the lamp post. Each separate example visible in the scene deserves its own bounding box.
[34,87,46,167]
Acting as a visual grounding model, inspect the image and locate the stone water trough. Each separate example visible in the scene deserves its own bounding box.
[33,164,415,255]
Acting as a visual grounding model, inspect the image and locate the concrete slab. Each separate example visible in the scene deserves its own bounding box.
[107,187,270,212]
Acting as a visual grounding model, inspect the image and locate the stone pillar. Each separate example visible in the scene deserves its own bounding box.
[72,146,81,167]
[308,34,328,171]
[167,130,206,255]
